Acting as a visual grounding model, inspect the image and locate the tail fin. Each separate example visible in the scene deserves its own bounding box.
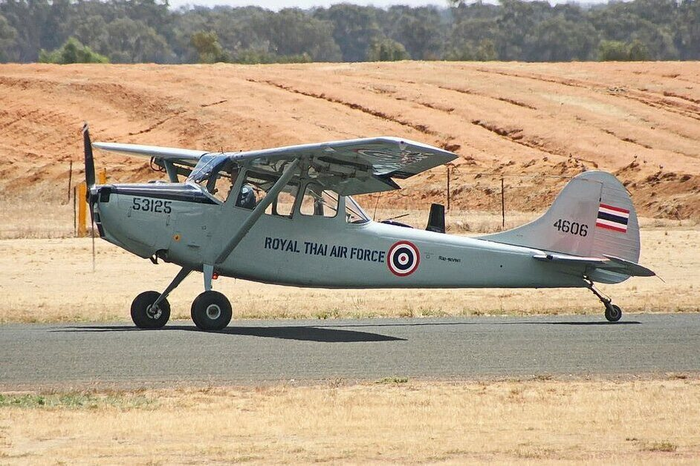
[480,171,641,266]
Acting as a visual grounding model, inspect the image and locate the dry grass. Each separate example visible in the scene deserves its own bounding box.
[1,378,699,464]
[0,222,697,324]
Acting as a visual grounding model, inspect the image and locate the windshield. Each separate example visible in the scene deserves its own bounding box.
[346,195,370,223]
[188,154,229,183]
[188,154,234,202]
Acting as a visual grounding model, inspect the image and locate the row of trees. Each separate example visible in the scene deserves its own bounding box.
[1,0,699,64]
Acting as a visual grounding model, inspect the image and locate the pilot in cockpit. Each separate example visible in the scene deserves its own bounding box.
[236,184,256,209]
[229,168,256,209]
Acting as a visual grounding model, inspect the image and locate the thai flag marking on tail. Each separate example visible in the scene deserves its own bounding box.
[596,203,629,233]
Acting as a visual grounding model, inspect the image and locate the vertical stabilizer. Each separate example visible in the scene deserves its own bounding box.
[479,171,641,265]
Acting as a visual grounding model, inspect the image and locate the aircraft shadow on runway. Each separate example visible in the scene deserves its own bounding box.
[53,325,406,343]
[310,320,641,330]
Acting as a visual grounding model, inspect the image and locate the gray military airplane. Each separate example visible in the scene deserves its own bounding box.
[82,124,655,330]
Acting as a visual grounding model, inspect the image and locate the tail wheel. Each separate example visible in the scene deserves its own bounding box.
[605,303,622,322]
[191,291,232,331]
[131,291,170,329]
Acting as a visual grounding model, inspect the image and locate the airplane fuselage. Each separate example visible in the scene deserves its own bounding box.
[94,182,587,290]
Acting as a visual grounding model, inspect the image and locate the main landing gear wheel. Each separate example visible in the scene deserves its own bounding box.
[131,291,170,329]
[604,303,622,322]
[191,290,232,331]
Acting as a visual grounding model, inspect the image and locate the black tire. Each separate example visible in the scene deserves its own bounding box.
[604,303,622,322]
[191,291,232,331]
[131,291,170,329]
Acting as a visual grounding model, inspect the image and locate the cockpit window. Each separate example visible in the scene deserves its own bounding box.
[235,170,298,218]
[346,196,370,224]
[188,154,234,202]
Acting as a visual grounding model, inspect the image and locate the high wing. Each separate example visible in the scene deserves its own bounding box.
[93,142,208,181]
[226,137,457,195]
[92,142,207,162]
[94,137,457,196]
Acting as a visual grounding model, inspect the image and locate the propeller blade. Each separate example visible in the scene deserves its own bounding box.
[83,122,96,188]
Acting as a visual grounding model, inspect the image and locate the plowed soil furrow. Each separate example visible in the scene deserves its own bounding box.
[477,67,700,122]
[254,79,441,138]
[0,62,697,222]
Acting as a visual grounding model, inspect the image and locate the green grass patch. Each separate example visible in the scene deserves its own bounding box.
[0,391,157,410]
[375,376,409,384]
[645,441,678,452]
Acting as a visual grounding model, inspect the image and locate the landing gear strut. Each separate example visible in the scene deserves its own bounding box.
[584,276,622,322]
[130,266,233,330]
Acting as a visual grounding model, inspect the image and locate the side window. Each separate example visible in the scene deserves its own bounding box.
[266,184,298,217]
[300,184,338,218]
[234,171,298,218]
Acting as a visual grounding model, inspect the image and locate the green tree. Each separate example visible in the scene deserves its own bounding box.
[496,0,554,60]
[314,4,383,62]
[628,39,650,60]
[38,37,108,63]
[676,0,700,59]
[598,40,631,61]
[190,30,229,63]
[253,8,341,62]
[0,0,50,62]
[103,17,171,63]
[446,16,499,60]
[367,37,410,61]
[524,16,599,61]
[0,14,17,62]
[385,6,444,60]
[72,15,109,54]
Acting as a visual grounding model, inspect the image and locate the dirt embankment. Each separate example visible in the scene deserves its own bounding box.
[0,62,698,219]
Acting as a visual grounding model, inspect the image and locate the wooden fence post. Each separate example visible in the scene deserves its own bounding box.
[77,182,87,237]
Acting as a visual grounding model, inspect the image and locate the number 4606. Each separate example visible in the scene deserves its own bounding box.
[553,219,588,237]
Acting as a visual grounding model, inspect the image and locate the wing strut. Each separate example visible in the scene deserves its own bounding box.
[163,160,179,183]
[200,158,300,287]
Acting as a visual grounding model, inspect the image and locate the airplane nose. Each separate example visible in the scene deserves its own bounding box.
[91,185,112,204]
[89,186,112,238]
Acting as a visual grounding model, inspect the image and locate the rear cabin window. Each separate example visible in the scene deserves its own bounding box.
[299,184,338,218]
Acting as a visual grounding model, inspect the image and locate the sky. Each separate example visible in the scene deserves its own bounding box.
[169,0,611,11]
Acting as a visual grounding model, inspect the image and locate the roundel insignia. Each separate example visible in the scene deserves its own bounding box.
[387,241,420,277]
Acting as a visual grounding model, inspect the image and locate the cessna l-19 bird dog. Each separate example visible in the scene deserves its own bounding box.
[82,125,654,330]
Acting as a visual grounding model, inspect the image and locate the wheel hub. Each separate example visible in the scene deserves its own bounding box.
[146,304,162,320]
[205,304,221,320]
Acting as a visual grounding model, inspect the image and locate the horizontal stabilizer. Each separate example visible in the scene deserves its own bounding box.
[603,255,656,277]
[533,252,655,277]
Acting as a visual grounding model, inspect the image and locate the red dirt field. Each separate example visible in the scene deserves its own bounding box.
[0,61,698,223]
